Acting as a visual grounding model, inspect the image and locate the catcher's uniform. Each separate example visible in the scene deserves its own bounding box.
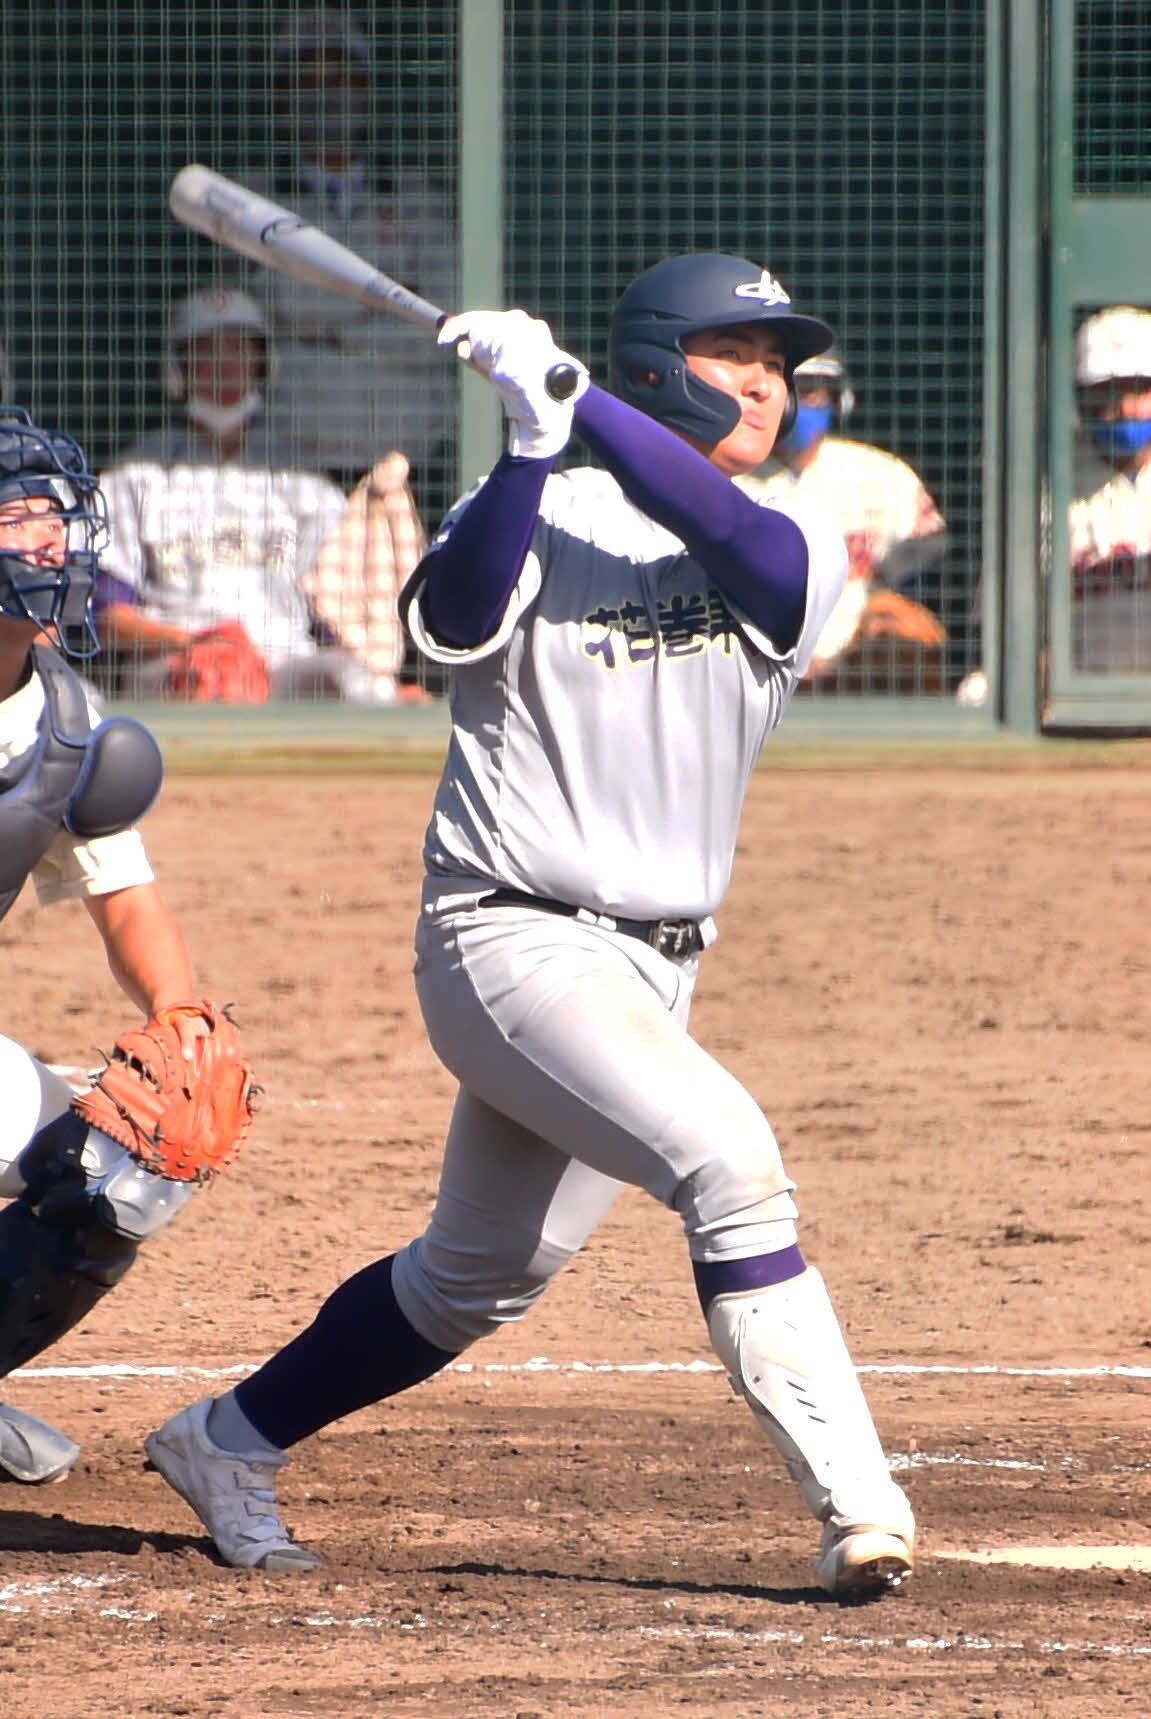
[1069,454,1151,671]
[246,164,456,473]
[742,438,946,672]
[0,648,254,1479]
[0,660,155,1176]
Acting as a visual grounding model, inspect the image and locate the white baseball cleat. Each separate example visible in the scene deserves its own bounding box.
[0,1402,81,1484]
[145,1397,321,1573]
[816,1522,914,1599]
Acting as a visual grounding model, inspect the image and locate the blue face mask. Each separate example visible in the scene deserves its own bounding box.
[779,401,835,456]
[1087,415,1151,460]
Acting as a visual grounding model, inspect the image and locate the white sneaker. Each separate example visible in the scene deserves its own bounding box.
[145,1397,321,1572]
[816,1521,914,1598]
[0,1402,81,1484]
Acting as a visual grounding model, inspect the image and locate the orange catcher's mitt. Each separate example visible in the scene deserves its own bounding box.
[71,1000,257,1183]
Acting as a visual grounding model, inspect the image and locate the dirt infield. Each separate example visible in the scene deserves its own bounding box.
[3,758,1150,1718]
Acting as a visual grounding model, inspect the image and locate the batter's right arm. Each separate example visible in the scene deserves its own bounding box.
[413,309,588,649]
[410,455,550,649]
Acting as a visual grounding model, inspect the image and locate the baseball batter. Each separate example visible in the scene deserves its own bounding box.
[147,255,916,1598]
[0,408,252,1482]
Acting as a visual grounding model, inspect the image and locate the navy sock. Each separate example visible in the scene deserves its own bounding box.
[234,1255,456,1449]
[692,1244,807,1315]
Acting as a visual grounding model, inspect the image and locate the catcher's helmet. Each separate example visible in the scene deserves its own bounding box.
[0,408,106,659]
[608,253,834,442]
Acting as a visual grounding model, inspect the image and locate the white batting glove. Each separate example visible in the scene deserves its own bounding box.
[438,309,589,459]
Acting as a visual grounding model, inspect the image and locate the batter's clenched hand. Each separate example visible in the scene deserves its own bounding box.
[437,309,588,459]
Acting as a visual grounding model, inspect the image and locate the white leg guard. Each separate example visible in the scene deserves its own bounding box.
[707,1267,914,1594]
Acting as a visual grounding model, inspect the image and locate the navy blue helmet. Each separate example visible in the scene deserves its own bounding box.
[608,253,834,443]
[0,408,106,658]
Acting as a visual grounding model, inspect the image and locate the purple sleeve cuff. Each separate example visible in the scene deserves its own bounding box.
[420,452,553,649]
[93,571,136,612]
[573,385,808,652]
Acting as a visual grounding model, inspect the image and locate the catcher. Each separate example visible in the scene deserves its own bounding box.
[0,406,255,1483]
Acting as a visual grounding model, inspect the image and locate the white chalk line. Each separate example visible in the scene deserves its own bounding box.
[12,1356,1151,1381]
[2,1574,1150,1661]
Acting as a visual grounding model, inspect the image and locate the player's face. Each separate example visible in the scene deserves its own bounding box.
[188,331,263,407]
[0,494,68,568]
[680,325,790,475]
[1082,377,1151,421]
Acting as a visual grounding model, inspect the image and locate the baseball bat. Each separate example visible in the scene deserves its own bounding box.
[168,163,581,401]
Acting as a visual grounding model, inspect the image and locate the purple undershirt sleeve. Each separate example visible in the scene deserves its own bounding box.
[572,384,809,652]
[93,571,136,612]
[419,452,554,648]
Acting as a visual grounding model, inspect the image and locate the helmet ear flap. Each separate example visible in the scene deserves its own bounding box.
[776,379,798,441]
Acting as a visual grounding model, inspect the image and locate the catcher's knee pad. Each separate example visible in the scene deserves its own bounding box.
[0,1115,141,1379]
[0,1111,198,1379]
[17,1111,198,1243]
[0,1036,75,1196]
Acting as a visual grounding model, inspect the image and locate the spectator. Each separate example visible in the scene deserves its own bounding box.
[1070,305,1151,673]
[96,285,421,703]
[740,346,950,686]
[245,7,456,493]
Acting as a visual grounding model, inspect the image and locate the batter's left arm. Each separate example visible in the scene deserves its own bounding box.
[573,386,809,652]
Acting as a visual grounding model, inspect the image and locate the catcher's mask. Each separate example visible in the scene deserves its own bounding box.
[0,408,106,660]
[608,252,835,444]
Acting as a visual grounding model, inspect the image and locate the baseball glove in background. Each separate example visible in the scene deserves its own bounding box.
[165,622,271,703]
[72,1000,257,1183]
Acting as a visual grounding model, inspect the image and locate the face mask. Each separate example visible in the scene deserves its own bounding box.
[778,401,834,456]
[295,90,371,149]
[1087,415,1151,460]
[187,391,263,436]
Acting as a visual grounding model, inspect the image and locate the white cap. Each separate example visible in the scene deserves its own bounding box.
[273,9,372,67]
[794,346,847,385]
[1075,306,1151,386]
[169,286,267,347]
[165,288,271,404]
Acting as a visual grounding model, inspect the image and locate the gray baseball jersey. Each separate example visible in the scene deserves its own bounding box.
[406,464,846,921]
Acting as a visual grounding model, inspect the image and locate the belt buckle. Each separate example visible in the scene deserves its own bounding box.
[652,919,698,961]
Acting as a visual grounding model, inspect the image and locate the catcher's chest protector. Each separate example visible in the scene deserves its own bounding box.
[0,644,162,921]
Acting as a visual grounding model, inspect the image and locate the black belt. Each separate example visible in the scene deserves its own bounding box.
[480,887,704,962]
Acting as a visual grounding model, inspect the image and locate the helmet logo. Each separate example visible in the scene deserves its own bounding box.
[733,271,791,306]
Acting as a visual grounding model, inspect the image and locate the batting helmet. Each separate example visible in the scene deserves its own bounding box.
[0,408,106,659]
[608,253,834,442]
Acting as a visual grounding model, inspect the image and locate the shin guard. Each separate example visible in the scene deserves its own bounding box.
[706,1266,914,1540]
[0,1111,196,1379]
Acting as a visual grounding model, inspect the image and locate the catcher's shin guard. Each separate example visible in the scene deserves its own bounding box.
[705,1266,913,1540]
[0,1112,195,1379]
